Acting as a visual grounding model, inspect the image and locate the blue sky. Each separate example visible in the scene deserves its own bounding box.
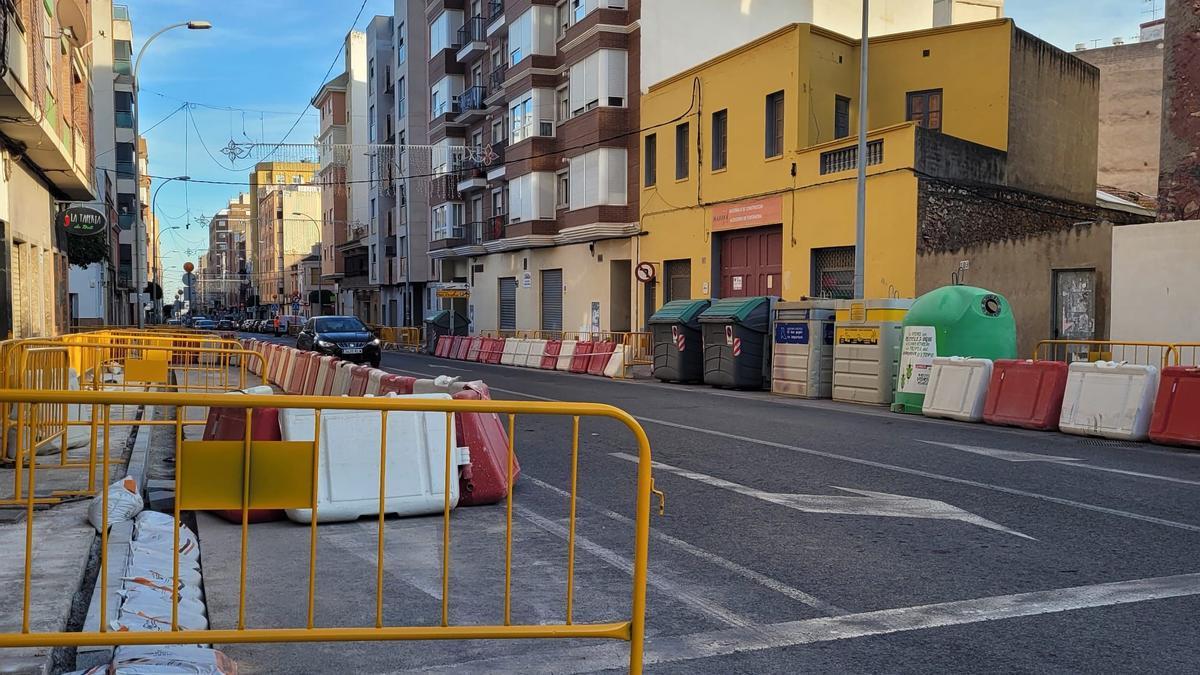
[128,0,1156,296]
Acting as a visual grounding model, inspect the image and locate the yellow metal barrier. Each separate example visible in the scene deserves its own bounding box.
[375,326,423,350]
[1033,340,1176,368]
[1171,344,1200,367]
[0,390,654,672]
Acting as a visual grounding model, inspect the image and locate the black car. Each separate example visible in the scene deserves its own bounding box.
[297,316,382,367]
[217,319,235,331]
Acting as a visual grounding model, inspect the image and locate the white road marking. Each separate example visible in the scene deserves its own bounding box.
[523,475,846,615]
[922,440,1200,487]
[920,440,1084,463]
[515,505,756,628]
[611,453,1033,540]
[408,571,1200,673]
[385,361,1200,532]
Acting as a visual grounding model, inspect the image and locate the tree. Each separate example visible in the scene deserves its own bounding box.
[66,231,109,269]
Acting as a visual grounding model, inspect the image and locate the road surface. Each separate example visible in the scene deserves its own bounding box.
[203,334,1200,673]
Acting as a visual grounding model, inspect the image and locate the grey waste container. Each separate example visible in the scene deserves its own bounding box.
[423,310,469,352]
[772,299,837,398]
[648,299,711,383]
[700,296,774,389]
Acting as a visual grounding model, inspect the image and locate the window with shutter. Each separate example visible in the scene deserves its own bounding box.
[675,123,689,179]
[499,278,518,330]
[541,269,563,331]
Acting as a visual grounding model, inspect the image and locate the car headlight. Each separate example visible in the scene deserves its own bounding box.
[315,339,334,349]
[368,338,381,346]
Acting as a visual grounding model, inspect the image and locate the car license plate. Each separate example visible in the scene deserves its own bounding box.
[342,347,363,355]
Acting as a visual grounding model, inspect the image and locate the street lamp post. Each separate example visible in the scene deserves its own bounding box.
[150,175,190,322]
[131,19,211,328]
[292,212,330,317]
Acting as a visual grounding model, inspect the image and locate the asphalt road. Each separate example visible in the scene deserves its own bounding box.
[204,333,1200,673]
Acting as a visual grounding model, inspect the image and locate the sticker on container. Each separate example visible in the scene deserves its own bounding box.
[671,325,686,351]
[897,325,937,394]
[774,323,809,345]
[725,325,734,346]
[823,322,835,345]
[836,327,879,345]
[732,337,742,357]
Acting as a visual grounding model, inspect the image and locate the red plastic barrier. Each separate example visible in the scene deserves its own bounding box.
[453,336,471,360]
[453,384,520,506]
[284,352,312,395]
[202,403,285,523]
[1150,367,1200,448]
[378,373,416,395]
[587,341,616,376]
[301,352,322,395]
[540,340,562,369]
[435,335,452,358]
[348,364,373,397]
[982,360,1068,431]
[570,342,595,374]
[465,337,483,362]
[485,338,505,364]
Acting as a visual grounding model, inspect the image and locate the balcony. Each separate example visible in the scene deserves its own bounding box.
[486,64,508,104]
[455,159,487,193]
[429,174,461,204]
[486,141,506,181]
[486,0,506,36]
[456,85,488,123]
[477,215,506,243]
[457,16,487,62]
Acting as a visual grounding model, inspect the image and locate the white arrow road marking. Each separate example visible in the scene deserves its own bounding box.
[919,440,1200,487]
[610,453,1033,540]
[919,440,1084,463]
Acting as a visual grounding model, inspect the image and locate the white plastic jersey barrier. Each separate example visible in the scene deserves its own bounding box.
[603,345,628,378]
[513,339,533,366]
[278,394,470,523]
[556,341,578,371]
[365,368,387,396]
[330,362,354,396]
[1059,361,1159,441]
[500,339,520,366]
[524,340,547,368]
[921,357,993,422]
[465,338,483,362]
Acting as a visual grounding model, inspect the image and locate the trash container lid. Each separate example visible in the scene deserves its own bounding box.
[424,310,449,323]
[699,296,770,324]
[649,299,711,325]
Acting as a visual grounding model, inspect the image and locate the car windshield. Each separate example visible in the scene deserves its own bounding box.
[315,317,367,333]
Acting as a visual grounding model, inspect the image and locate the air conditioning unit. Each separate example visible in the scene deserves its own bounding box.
[1112,37,1125,46]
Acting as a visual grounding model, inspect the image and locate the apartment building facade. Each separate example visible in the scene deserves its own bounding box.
[257,184,322,317]
[0,0,97,338]
[246,161,316,316]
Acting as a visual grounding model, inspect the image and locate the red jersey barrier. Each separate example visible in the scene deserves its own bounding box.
[348,364,373,397]
[587,341,616,376]
[1150,366,1200,448]
[570,342,595,374]
[466,337,483,362]
[452,383,520,506]
[540,340,562,369]
[377,373,416,395]
[982,360,1068,431]
[434,335,453,358]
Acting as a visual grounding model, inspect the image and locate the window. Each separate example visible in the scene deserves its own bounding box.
[508,172,555,222]
[556,170,569,208]
[835,96,851,139]
[509,9,530,65]
[491,116,506,143]
[368,58,375,95]
[114,40,133,75]
[644,134,656,187]
[42,6,53,91]
[572,0,587,22]
[765,91,785,157]
[114,91,134,128]
[431,90,442,119]
[511,98,532,141]
[568,49,627,117]
[811,246,854,299]
[675,123,689,180]
[907,89,943,132]
[557,86,569,122]
[397,76,406,117]
[116,142,135,177]
[292,175,303,184]
[711,109,727,171]
[430,12,459,54]
[569,148,627,208]
[492,188,506,216]
[368,104,376,141]
[557,1,570,36]
[396,21,406,63]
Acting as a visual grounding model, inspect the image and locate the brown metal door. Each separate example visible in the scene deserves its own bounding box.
[719,225,782,297]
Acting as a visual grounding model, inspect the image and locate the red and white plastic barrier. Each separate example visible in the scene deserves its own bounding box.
[982,360,1068,431]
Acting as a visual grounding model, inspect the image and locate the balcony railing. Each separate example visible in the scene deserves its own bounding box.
[480,215,506,243]
[432,97,461,118]
[429,174,461,203]
[489,64,508,92]
[459,85,487,113]
[487,0,504,23]
[115,111,133,128]
[819,139,884,175]
[457,16,486,46]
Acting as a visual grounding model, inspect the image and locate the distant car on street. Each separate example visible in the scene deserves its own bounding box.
[296,315,381,367]
[194,319,217,330]
[217,319,235,331]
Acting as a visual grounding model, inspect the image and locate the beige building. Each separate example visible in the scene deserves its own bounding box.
[1075,20,1165,197]
[247,161,317,315]
[257,184,322,315]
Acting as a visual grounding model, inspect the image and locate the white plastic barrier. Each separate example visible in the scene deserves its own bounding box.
[312,355,337,395]
[524,339,547,368]
[500,339,520,366]
[1059,361,1159,441]
[603,344,628,378]
[512,339,533,367]
[279,394,470,523]
[329,362,354,396]
[921,357,993,422]
[365,368,388,396]
[556,341,578,371]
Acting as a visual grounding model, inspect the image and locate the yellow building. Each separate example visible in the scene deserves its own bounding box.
[639,19,1103,347]
[247,161,317,314]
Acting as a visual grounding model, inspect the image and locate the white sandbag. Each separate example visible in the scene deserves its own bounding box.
[119,588,208,621]
[124,554,203,589]
[129,539,201,566]
[113,646,236,675]
[88,477,143,533]
[61,667,106,675]
[133,510,178,532]
[122,575,203,603]
[112,606,208,632]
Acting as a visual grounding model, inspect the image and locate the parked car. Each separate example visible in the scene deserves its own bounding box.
[194,319,217,330]
[296,316,381,367]
[217,319,235,331]
[165,318,181,326]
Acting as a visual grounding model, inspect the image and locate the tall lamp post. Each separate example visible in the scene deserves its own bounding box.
[132,20,211,327]
[150,175,190,322]
[853,0,869,299]
[292,212,333,316]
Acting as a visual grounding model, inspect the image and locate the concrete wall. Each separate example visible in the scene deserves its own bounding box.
[1006,27,1099,203]
[1075,40,1163,196]
[468,239,635,333]
[1111,220,1200,342]
[1157,0,1200,220]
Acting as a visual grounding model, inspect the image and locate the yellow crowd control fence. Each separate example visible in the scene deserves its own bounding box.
[0,390,655,673]
[1033,340,1177,368]
[373,325,423,351]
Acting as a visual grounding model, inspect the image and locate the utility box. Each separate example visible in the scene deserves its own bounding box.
[892,285,1017,414]
[423,310,469,353]
[649,299,711,383]
[771,299,836,398]
[700,296,774,389]
[832,298,912,405]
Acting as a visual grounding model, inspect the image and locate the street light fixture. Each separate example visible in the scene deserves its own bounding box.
[151,176,190,322]
[131,20,211,327]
